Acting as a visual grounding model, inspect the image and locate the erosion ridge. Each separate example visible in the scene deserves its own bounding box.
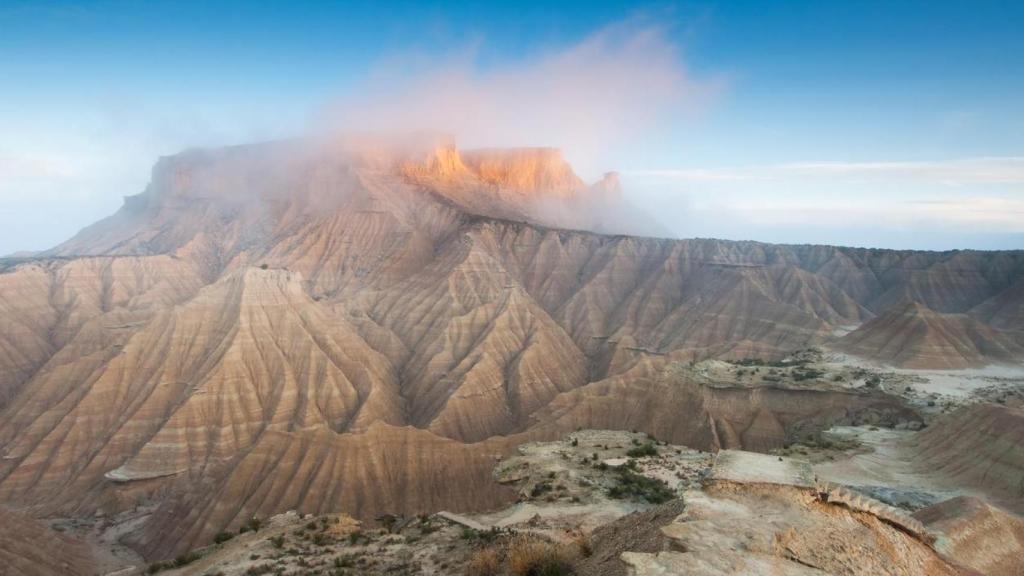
[0,136,1022,564]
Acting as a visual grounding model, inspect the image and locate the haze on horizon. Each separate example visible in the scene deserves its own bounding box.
[1,0,1022,254]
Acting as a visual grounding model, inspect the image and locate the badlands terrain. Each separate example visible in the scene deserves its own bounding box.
[0,135,1022,575]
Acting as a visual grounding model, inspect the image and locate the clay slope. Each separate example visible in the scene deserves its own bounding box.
[0,267,402,510]
[915,496,1024,576]
[129,424,516,559]
[0,508,96,576]
[908,403,1024,512]
[971,276,1024,342]
[837,301,1023,368]
[0,253,210,408]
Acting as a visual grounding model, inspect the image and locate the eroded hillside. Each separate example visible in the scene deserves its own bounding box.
[0,136,1022,565]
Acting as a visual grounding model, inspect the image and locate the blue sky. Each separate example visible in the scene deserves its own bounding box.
[1,0,1022,253]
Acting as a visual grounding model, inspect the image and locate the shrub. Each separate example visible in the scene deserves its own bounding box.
[269,535,285,548]
[465,546,502,576]
[214,531,235,544]
[334,554,355,568]
[793,369,824,381]
[607,469,674,504]
[239,516,263,533]
[573,533,592,558]
[244,564,275,576]
[626,443,657,458]
[507,536,574,576]
[530,481,553,498]
[173,550,201,567]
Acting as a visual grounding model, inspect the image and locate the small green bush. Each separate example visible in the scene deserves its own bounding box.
[626,443,658,458]
[607,469,675,504]
[531,481,553,497]
[173,550,201,567]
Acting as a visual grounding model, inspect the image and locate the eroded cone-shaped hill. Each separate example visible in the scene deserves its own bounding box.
[838,301,1024,368]
[0,136,1023,561]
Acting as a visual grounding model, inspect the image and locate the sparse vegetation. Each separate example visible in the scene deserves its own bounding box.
[530,480,554,497]
[461,526,505,544]
[573,533,592,558]
[507,535,575,576]
[734,357,808,368]
[239,516,263,534]
[793,368,824,381]
[607,468,675,504]
[465,546,502,576]
[626,443,658,458]
[214,531,235,544]
[243,564,275,576]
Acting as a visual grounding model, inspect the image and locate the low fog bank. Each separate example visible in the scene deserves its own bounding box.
[621,168,1024,251]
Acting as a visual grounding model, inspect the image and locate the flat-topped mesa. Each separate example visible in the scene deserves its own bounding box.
[138,133,465,207]
[141,136,594,206]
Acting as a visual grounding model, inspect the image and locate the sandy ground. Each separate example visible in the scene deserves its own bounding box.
[813,426,978,510]
[823,349,1024,402]
[48,507,151,575]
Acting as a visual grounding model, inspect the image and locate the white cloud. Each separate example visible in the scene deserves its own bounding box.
[0,152,78,183]
[323,23,720,176]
